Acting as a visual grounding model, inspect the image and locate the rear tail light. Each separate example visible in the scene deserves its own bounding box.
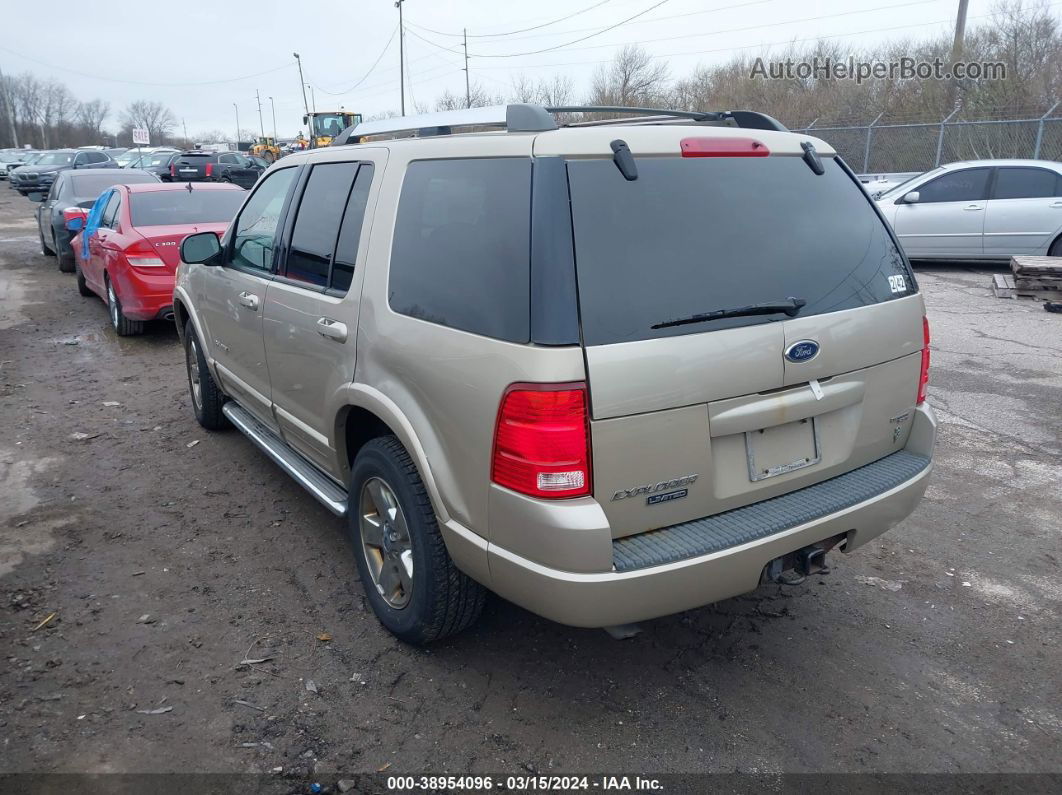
[125,239,166,268]
[680,137,769,157]
[491,383,592,499]
[204,163,214,177]
[169,163,176,177]
[917,316,931,404]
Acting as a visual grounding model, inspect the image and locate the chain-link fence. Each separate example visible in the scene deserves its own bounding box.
[790,108,1062,173]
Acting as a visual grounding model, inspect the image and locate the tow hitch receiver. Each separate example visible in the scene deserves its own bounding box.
[762,534,844,584]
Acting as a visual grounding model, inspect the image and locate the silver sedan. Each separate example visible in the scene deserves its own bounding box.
[875,159,1062,260]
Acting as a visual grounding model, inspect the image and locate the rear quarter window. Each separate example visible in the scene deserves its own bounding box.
[388,158,531,342]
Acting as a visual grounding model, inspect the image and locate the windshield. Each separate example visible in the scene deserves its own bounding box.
[0,152,18,163]
[35,152,75,166]
[130,190,245,227]
[116,151,144,166]
[566,155,915,345]
[144,153,176,167]
[311,114,347,138]
[70,172,157,200]
[878,168,938,199]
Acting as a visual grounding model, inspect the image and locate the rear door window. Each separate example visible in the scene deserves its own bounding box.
[567,156,914,345]
[330,163,374,294]
[100,192,121,229]
[388,158,531,342]
[284,162,358,288]
[916,168,991,203]
[991,167,1061,199]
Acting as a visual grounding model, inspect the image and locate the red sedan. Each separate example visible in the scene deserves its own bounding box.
[72,182,245,335]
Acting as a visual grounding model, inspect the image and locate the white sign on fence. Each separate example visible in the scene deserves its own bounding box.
[132,128,150,146]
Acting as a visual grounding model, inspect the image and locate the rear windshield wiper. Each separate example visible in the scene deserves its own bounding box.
[651,297,807,330]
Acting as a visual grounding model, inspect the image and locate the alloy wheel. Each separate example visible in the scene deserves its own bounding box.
[187,337,203,410]
[359,477,413,609]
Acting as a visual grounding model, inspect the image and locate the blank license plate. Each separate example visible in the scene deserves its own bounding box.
[745,417,821,482]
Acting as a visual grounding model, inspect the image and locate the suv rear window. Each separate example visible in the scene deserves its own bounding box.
[566,156,914,345]
[389,158,531,342]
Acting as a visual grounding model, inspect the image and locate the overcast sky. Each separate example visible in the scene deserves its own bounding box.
[2,0,1011,139]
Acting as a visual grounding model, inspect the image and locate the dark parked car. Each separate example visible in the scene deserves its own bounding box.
[30,168,159,271]
[6,151,43,187]
[132,149,182,181]
[11,149,117,195]
[170,150,262,189]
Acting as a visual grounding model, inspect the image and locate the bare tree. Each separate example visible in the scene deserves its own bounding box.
[76,99,109,140]
[588,45,669,108]
[121,100,177,144]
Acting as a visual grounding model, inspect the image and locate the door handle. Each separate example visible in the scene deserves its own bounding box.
[963,205,984,211]
[316,317,348,342]
[238,291,259,309]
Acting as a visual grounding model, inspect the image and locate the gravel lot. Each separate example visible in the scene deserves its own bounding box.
[1,187,1060,781]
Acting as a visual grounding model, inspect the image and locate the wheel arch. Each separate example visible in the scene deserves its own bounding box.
[334,384,451,525]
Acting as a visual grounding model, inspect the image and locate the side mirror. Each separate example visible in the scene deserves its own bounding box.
[181,231,222,265]
[66,216,85,231]
[27,191,44,202]
[901,191,920,204]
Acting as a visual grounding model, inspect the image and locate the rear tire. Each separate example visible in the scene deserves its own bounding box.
[348,436,485,645]
[75,261,93,296]
[39,228,54,256]
[106,278,143,336]
[56,232,74,273]
[1049,235,1062,257]
[184,320,228,430]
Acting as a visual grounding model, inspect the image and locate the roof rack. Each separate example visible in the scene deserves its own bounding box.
[332,104,787,145]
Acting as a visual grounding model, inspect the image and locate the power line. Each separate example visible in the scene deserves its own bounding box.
[414,0,774,46]
[311,24,399,96]
[471,0,941,59]
[471,0,674,58]
[471,6,1041,71]
[405,26,466,55]
[0,45,294,87]
[407,0,617,38]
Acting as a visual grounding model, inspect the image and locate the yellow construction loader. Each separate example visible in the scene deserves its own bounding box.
[250,137,283,163]
[304,111,362,148]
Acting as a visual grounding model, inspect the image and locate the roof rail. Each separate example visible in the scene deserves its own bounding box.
[332,104,555,145]
[332,104,786,145]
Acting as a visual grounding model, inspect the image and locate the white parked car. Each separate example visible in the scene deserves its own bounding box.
[875,159,1062,260]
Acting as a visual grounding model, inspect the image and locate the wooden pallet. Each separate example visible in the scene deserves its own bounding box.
[1006,256,1062,301]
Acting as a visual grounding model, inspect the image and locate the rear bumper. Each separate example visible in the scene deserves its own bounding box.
[112,268,177,321]
[453,403,936,628]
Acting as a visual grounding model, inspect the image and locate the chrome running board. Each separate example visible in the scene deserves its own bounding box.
[222,402,348,516]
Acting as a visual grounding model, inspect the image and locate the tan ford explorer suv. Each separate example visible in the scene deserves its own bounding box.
[174,104,935,644]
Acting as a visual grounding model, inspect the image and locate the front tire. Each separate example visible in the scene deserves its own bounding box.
[183,320,228,430]
[1049,235,1062,257]
[349,436,485,645]
[106,278,143,336]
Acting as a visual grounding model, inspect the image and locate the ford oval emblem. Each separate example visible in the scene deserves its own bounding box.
[785,340,820,363]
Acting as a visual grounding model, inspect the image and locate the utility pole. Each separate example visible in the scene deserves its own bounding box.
[255,89,265,138]
[0,63,18,148]
[182,117,188,143]
[293,52,310,117]
[395,0,405,115]
[463,28,471,108]
[233,102,240,148]
[268,96,277,139]
[947,0,970,110]
[306,84,317,113]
